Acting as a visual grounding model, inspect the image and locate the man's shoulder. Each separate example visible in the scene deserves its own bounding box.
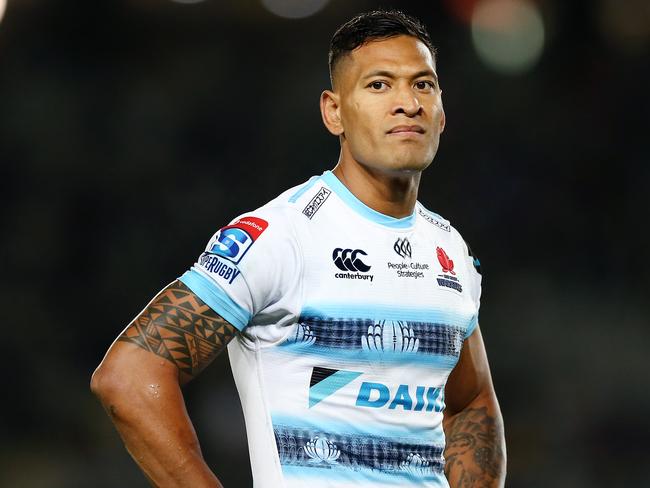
[416,202,480,274]
[224,174,330,240]
[256,173,333,221]
[415,202,454,234]
[416,202,474,250]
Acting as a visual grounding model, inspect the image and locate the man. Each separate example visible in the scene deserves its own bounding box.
[92,9,506,488]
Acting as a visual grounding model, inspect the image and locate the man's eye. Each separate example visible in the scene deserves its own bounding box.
[415,81,435,90]
[369,81,387,90]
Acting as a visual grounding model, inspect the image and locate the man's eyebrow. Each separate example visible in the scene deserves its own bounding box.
[362,69,397,80]
[413,69,439,82]
[362,69,439,82]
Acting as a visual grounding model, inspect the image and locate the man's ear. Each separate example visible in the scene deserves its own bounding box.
[320,90,344,136]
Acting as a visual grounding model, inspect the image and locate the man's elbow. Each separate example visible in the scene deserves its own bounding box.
[91,349,181,416]
[90,362,120,405]
[91,361,144,425]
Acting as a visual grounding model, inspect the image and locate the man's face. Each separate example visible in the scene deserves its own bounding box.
[333,35,445,174]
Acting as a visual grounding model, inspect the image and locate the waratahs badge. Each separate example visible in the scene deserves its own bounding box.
[436,246,455,275]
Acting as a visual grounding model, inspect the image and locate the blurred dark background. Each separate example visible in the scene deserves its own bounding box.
[1,0,649,486]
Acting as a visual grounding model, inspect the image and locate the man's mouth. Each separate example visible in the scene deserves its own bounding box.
[387,125,425,134]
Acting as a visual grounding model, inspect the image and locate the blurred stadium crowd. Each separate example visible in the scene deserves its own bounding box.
[0,0,648,486]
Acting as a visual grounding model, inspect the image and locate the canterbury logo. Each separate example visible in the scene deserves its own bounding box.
[332,248,371,272]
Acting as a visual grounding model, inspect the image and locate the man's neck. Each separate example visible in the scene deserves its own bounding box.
[332,159,421,219]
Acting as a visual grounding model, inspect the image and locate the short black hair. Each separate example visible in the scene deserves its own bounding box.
[328,9,436,86]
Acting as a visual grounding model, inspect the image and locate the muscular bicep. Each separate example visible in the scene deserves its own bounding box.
[445,325,495,416]
[111,279,237,385]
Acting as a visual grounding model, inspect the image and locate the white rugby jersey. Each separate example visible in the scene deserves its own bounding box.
[180,170,482,488]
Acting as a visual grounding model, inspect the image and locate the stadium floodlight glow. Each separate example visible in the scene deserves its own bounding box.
[261,0,329,19]
[0,0,6,25]
[443,0,480,24]
[471,0,545,75]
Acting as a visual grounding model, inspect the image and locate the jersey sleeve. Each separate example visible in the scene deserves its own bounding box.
[463,240,482,339]
[178,206,302,331]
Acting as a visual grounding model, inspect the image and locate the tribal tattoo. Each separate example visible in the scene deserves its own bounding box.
[444,406,506,488]
[118,280,237,380]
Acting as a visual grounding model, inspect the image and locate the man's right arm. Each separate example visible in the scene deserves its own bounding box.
[90,279,238,487]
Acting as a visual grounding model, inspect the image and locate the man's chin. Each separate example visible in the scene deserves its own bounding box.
[388,157,432,173]
[363,164,430,180]
[387,147,436,171]
[355,150,434,175]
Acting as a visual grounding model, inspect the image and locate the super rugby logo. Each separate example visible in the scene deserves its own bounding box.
[210,216,268,264]
[332,248,374,282]
[199,253,240,284]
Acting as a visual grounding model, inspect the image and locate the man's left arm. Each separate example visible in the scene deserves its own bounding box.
[443,325,506,487]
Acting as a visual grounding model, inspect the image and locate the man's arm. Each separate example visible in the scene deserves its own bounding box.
[90,280,237,487]
[443,325,506,488]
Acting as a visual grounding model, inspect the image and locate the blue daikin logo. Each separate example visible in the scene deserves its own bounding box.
[308,367,362,408]
[355,382,445,412]
[307,366,445,414]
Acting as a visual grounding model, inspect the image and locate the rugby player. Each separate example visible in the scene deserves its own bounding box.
[92,9,506,487]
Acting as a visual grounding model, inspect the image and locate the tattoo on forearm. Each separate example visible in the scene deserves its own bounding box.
[118,280,236,378]
[444,406,505,487]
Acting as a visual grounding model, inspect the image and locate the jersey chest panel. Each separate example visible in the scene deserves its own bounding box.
[298,210,477,342]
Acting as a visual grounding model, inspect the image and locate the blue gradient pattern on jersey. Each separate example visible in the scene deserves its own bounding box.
[280,465,450,486]
[309,370,363,408]
[278,303,467,367]
[273,424,445,480]
[292,317,464,357]
[271,414,446,445]
[301,303,474,330]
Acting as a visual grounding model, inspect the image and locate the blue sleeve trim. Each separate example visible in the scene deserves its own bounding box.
[465,315,478,339]
[179,269,251,331]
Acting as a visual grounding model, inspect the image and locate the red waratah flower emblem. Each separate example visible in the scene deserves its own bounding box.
[436,247,455,275]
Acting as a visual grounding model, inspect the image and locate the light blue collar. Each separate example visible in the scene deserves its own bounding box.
[321,170,417,229]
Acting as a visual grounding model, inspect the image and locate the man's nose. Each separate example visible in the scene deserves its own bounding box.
[392,87,422,117]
